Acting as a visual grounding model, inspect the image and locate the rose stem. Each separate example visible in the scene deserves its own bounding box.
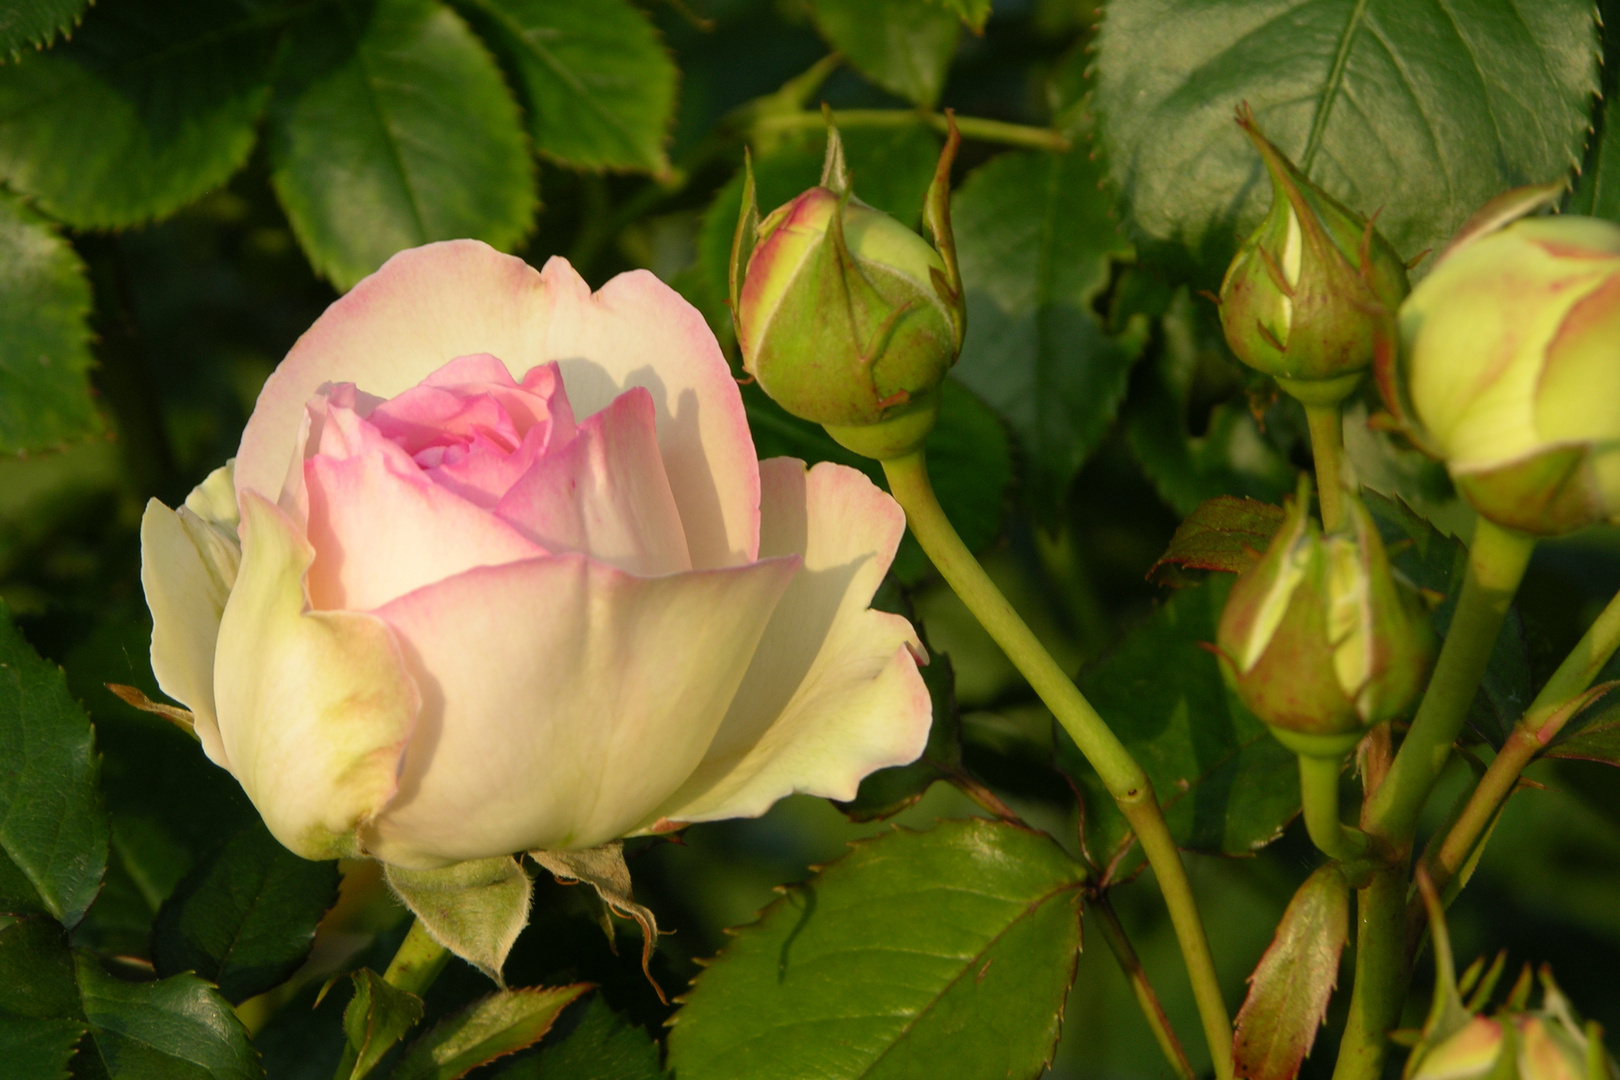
[1298,753,1370,860]
[329,918,449,1080]
[1330,518,1536,1080]
[752,108,1071,152]
[881,449,1234,1080]
[1421,584,1620,901]
[1095,892,1199,1080]
[1303,401,1346,531]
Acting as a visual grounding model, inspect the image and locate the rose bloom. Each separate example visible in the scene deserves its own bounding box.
[141,241,931,869]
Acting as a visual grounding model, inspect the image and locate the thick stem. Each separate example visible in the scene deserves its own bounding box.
[330,919,449,1080]
[1331,867,1409,1080]
[753,108,1071,152]
[1303,402,1346,530]
[1424,585,1620,897]
[883,446,1233,1080]
[1298,753,1370,860]
[1095,893,1198,1080]
[1365,518,1536,841]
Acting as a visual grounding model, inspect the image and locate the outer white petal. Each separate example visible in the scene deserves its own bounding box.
[214,491,419,860]
[140,462,241,766]
[361,551,799,869]
[234,242,757,570]
[645,459,931,826]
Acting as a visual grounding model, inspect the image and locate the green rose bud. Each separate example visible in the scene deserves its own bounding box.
[1386,191,1620,536]
[731,115,965,460]
[1218,106,1410,406]
[1216,479,1434,742]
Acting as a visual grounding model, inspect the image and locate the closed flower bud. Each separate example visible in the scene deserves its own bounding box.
[1389,197,1620,536]
[1216,480,1434,741]
[1408,972,1618,1080]
[731,117,965,459]
[1218,107,1410,405]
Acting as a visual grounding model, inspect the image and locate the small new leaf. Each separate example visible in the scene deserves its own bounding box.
[344,968,425,1080]
[1149,496,1289,586]
[391,985,590,1080]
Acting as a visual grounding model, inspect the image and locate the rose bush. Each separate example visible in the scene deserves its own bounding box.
[139,240,931,870]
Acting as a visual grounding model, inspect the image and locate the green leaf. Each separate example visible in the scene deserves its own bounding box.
[1059,576,1301,862]
[0,0,278,228]
[0,918,82,1019]
[834,652,963,822]
[268,0,536,291]
[0,0,90,57]
[1147,495,1288,587]
[1094,0,1601,280]
[151,819,340,1003]
[391,985,590,1080]
[811,0,959,108]
[929,0,989,33]
[344,968,426,1080]
[0,189,98,453]
[0,1014,83,1080]
[952,147,1150,514]
[0,600,107,927]
[487,995,663,1080]
[666,818,1086,1080]
[455,0,677,173]
[1231,864,1349,1080]
[385,856,532,983]
[1547,694,1620,766]
[74,952,263,1080]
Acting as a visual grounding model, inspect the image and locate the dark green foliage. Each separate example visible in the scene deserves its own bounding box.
[488,994,664,1080]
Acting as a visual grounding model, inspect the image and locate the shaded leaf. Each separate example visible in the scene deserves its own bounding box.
[835,653,962,822]
[952,147,1150,514]
[0,600,107,927]
[457,0,677,173]
[0,1014,83,1080]
[344,968,425,1080]
[152,818,341,1003]
[1232,864,1349,1080]
[812,0,959,108]
[0,188,98,453]
[1149,496,1288,587]
[268,0,536,290]
[666,818,1086,1080]
[391,984,589,1080]
[1094,0,1601,280]
[0,918,81,1019]
[1547,694,1620,766]
[930,0,989,33]
[0,0,91,56]
[74,952,262,1080]
[1059,576,1301,862]
[487,994,663,1080]
[386,856,532,983]
[0,0,277,228]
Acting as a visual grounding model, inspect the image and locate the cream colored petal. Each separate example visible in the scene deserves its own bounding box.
[645,459,931,826]
[214,491,418,860]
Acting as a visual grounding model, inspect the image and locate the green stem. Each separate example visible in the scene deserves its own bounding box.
[881,451,1233,1080]
[1365,518,1536,841]
[752,108,1071,152]
[1303,402,1346,530]
[1298,754,1370,860]
[1331,867,1409,1080]
[330,919,449,1080]
[1095,893,1198,1080]
[1424,584,1620,897]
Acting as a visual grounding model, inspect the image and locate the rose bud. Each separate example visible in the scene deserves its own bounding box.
[732,117,965,460]
[1216,479,1434,748]
[1407,966,1617,1080]
[1218,107,1410,406]
[1388,201,1620,536]
[139,241,932,871]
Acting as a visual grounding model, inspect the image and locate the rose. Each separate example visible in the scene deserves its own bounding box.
[1390,212,1620,535]
[140,240,931,869]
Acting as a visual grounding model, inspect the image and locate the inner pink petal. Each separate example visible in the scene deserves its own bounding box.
[423,423,554,508]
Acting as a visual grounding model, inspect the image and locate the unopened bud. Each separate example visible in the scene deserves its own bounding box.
[732,115,965,460]
[1216,479,1434,740]
[1218,107,1410,405]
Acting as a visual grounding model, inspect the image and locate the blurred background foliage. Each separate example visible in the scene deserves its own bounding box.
[3,0,1620,1076]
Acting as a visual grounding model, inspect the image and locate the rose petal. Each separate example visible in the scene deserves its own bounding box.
[644,459,930,826]
[362,551,799,868]
[369,354,574,457]
[235,243,756,573]
[495,387,692,576]
[214,492,419,860]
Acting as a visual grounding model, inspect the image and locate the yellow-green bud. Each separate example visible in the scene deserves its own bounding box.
[1407,973,1618,1080]
[1391,196,1620,536]
[730,116,965,459]
[1215,480,1434,738]
[1218,107,1410,405]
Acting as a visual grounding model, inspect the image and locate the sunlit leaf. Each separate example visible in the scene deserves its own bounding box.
[811,0,959,108]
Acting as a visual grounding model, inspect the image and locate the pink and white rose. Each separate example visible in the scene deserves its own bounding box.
[140,240,931,869]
